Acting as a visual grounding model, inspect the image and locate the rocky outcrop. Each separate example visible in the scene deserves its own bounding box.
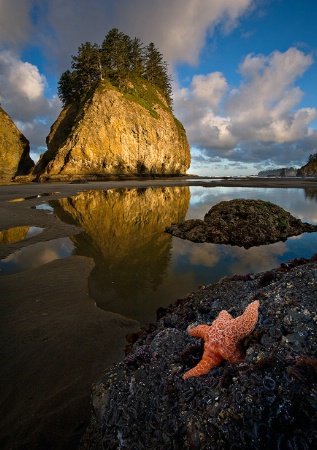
[165,199,317,248]
[34,81,190,181]
[80,255,317,449]
[0,106,34,180]
[297,159,317,177]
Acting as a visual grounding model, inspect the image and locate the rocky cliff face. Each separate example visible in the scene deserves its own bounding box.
[0,106,34,180]
[297,160,317,176]
[34,81,190,180]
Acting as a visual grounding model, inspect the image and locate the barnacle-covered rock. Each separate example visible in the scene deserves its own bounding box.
[165,199,317,248]
[80,255,317,449]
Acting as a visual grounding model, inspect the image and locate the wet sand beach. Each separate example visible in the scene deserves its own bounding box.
[0,177,316,449]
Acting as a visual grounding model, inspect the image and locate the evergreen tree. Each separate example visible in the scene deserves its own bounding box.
[129,37,144,76]
[71,42,101,94]
[57,70,77,105]
[101,28,131,86]
[57,29,173,107]
[144,43,173,106]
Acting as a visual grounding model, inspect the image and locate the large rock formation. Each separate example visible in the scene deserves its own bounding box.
[34,81,190,181]
[0,106,34,180]
[297,159,317,177]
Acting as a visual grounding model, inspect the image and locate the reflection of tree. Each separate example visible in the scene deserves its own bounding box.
[50,187,190,320]
[304,188,317,201]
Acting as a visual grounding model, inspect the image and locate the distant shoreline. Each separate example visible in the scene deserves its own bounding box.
[1,174,317,190]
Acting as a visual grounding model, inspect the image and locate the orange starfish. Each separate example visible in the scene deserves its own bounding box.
[183,300,259,380]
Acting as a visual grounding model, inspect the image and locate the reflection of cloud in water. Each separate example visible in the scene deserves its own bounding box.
[188,186,317,224]
[0,238,74,275]
[227,242,287,275]
[173,239,220,267]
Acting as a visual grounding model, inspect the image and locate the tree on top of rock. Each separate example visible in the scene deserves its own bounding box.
[57,28,173,108]
[144,43,172,106]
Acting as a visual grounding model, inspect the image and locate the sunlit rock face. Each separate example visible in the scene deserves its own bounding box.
[50,187,190,320]
[0,106,34,180]
[34,82,190,180]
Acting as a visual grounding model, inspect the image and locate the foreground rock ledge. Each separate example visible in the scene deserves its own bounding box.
[165,199,317,248]
[80,255,317,449]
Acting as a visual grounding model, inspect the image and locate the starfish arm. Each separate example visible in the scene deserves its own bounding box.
[231,300,259,340]
[217,310,233,321]
[225,346,244,363]
[188,324,210,339]
[183,351,223,380]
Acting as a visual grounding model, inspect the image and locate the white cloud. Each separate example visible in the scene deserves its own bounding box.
[2,52,46,102]
[118,0,253,65]
[1,0,316,171]
[0,50,47,117]
[0,50,61,157]
[0,0,254,159]
[175,47,317,168]
[191,73,228,113]
[227,48,316,142]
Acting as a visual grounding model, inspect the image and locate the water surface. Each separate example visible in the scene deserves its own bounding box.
[1,186,316,322]
[47,186,317,324]
[0,226,44,245]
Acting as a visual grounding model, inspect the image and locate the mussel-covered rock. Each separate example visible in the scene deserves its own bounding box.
[80,255,317,449]
[165,199,317,248]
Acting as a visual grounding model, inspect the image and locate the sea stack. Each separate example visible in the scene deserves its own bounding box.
[0,106,34,181]
[33,81,190,181]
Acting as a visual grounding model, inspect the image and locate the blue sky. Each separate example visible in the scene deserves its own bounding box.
[0,0,316,176]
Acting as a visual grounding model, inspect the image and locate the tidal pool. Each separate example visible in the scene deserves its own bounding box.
[0,237,74,275]
[0,226,44,245]
[45,185,317,324]
[1,186,316,322]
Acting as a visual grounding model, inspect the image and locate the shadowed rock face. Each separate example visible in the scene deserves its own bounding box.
[165,199,317,248]
[0,107,34,180]
[33,81,190,181]
[298,159,317,177]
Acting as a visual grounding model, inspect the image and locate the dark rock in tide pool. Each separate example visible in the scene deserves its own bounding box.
[165,199,317,248]
[80,255,317,449]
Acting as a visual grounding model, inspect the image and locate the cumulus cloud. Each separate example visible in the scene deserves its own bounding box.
[0,0,254,159]
[118,0,253,65]
[0,50,61,157]
[0,50,47,114]
[174,47,317,168]
[21,0,252,71]
[1,1,315,170]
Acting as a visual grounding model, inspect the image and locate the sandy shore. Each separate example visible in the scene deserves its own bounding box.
[0,177,316,449]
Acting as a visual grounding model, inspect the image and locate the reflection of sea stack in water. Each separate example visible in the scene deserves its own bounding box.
[50,187,190,321]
